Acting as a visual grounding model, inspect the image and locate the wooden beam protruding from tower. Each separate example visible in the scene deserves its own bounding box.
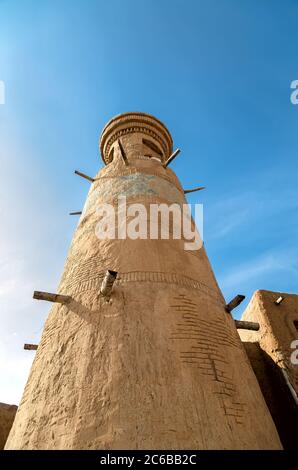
[33,291,71,304]
[100,270,118,299]
[225,294,245,313]
[275,296,284,305]
[69,211,82,216]
[74,170,95,183]
[235,320,260,331]
[184,186,206,194]
[24,344,38,351]
[164,148,181,167]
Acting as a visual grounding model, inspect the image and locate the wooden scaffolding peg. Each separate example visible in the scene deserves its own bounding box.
[33,291,71,304]
[184,186,206,194]
[275,296,284,305]
[225,294,245,313]
[164,148,181,167]
[69,211,82,216]
[74,170,95,183]
[235,320,260,331]
[100,270,118,299]
[24,344,38,351]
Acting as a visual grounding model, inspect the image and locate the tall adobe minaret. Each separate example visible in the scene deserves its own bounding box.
[6,113,281,449]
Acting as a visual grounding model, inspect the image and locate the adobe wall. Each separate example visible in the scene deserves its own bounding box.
[240,290,298,448]
[239,290,298,395]
[0,403,17,449]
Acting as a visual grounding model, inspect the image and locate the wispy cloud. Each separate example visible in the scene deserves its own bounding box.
[217,247,298,319]
[219,250,298,291]
[206,186,298,241]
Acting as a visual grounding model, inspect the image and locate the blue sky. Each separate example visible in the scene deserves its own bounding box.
[0,0,298,404]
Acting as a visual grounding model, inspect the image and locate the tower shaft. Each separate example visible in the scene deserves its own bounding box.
[6,113,281,449]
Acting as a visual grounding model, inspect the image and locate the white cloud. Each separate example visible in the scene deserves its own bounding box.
[219,253,282,290]
[217,247,298,319]
[207,187,298,241]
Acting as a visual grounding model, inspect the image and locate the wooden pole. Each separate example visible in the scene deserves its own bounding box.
[235,320,260,331]
[118,139,129,166]
[24,344,38,351]
[184,186,206,194]
[74,170,94,183]
[33,291,71,304]
[275,296,284,305]
[100,270,118,299]
[225,294,245,313]
[69,211,82,216]
[164,148,181,167]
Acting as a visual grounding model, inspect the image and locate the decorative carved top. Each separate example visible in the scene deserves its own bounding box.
[99,112,173,165]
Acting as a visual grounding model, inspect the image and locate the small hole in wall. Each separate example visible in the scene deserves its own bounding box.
[142,138,163,156]
[294,320,298,332]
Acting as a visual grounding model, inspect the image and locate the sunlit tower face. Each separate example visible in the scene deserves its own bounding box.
[5,113,282,450]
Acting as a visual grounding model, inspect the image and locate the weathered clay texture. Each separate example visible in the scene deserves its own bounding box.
[6,113,282,449]
[0,403,17,449]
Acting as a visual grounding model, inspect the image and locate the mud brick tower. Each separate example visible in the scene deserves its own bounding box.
[6,113,281,449]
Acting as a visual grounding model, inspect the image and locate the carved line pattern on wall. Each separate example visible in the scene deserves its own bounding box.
[170,294,247,426]
[60,259,224,306]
